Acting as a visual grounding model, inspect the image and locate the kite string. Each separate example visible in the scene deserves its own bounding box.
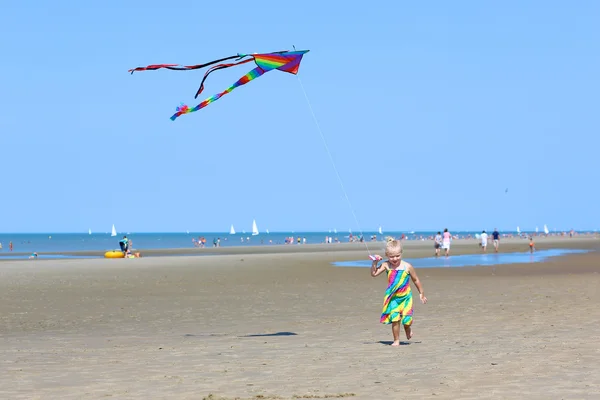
[296,75,372,255]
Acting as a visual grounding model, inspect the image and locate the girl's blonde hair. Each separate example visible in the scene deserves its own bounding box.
[385,237,403,255]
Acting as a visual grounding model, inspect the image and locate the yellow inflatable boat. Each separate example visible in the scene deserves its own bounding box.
[104,250,125,259]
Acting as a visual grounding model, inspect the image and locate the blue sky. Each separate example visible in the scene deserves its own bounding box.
[1,1,599,233]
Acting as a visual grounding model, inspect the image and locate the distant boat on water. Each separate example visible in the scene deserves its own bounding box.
[544,224,549,235]
[111,224,117,237]
[378,226,383,235]
[88,228,92,235]
[230,224,236,235]
[252,220,259,236]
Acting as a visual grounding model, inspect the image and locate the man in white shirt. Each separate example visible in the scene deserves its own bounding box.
[480,230,488,252]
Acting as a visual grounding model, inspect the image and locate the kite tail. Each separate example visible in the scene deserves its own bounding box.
[194,57,255,98]
[127,54,245,74]
[171,66,266,121]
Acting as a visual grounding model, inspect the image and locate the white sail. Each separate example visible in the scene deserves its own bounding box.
[535,226,539,233]
[88,228,92,235]
[544,224,549,235]
[517,226,521,234]
[230,224,236,235]
[252,220,259,236]
[378,226,383,235]
[266,229,270,234]
[111,224,117,237]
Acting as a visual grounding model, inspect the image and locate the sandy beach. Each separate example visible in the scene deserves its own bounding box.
[1,236,599,399]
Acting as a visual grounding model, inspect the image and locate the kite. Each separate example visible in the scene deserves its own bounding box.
[128,50,310,120]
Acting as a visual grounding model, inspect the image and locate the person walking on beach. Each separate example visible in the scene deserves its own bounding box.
[492,228,500,252]
[442,228,451,257]
[434,232,442,257]
[529,237,535,253]
[480,230,488,252]
[370,238,427,346]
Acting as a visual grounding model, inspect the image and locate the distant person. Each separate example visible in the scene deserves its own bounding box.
[119,236,129,253]
[9,241,13,252]
[529,237,535,253]
[492,228,500,252]
[480,230,488,252]
[370,238,427,346]
[434,232,442,257]
[29,252,38,259]
[442,228,451,257]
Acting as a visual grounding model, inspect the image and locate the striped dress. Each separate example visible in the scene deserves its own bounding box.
[380,262,414,325]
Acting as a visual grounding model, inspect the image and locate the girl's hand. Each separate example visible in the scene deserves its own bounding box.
[420,293,428,304]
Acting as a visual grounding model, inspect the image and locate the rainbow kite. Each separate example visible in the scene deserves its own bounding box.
[129,50,309,120]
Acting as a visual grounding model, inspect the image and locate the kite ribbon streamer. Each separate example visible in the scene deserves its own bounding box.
[171,65,266,120]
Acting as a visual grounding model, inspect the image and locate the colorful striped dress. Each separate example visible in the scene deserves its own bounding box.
[380,262,414,325]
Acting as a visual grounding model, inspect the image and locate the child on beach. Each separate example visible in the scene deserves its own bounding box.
[529,237,535,253]
[370,238,427,346]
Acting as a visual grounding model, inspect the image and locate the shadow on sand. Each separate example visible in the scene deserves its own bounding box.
[375,340,421,346]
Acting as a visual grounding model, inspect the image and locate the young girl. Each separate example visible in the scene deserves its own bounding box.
[371,238,427,346]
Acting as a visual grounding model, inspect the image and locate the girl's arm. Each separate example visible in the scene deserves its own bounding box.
[371,258,388,277]
[407,263,428,303]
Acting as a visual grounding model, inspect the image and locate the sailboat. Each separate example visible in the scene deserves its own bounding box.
[544,224,549,235]
[111,224,117,237]
[517,226,521,235]
[252,219,259,236]
[535,226,539,233]
[229,224,236,235]
[266,228,270,234]
[88,228,92,235]
[378,226,383,235]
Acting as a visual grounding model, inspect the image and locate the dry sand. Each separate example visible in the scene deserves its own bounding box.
[1,237,599,399]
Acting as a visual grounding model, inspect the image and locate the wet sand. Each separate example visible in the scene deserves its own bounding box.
[1,237,599,399]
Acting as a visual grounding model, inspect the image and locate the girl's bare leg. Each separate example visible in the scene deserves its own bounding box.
[391,322,400,346]
[404,324,413,340]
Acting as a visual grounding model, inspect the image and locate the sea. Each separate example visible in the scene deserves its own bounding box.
[0,230,579,254]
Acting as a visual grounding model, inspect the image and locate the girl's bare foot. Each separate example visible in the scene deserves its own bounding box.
[404,326,413,340]
[391,341,400,346]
